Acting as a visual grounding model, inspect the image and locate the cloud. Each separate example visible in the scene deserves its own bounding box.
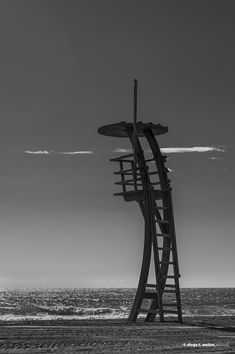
[113,146,226,154]
[24,150,50,154]
[23,150,94,155]
[14,146,226,156]
[58,151,93,155]
[208,156,224,160]
[113,148,132,153]
[160,147,225,153]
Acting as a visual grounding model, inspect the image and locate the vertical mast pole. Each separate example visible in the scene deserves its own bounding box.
[132,79,138,181]
[134,79,137,126]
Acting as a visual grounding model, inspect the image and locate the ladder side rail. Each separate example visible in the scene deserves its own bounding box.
[166,191,183,323]
[125,126,153,322]
[144,187,164,322]
[128,219,152,321]
[149,187,164,321]
[144,129,183,323]
[130,126,165,322]
[144,130,172,287]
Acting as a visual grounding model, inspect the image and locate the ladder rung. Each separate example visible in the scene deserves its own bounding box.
[150,182,161,186]
[146,284,157,288]
[159,261,174,265]
[149,171,159,175]
[144,292,157,299]
[113,168,140,175]
[113,159,134,163]
[158,247,173,251]
[115,178,141,184]
[155,206,167,210]
[161,275,180,278]
[113,172,140,176]
[156,233,171,238]
[115,181,142,186]
[138,308,157,314]
[163,310,178,314]
[163,303,178,307]
[164,284,176,288]
[155,219,170,224]
[163,289,176,293]
[110,153,134,162]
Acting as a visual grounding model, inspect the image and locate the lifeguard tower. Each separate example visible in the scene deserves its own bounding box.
[98,80,182,322]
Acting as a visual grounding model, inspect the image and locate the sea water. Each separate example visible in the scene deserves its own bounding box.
[0,288,234,321]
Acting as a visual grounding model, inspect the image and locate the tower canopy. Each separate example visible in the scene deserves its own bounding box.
[98,121,168,138]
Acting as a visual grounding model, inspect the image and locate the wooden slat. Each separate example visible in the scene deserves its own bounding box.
[110,153,134,162]
[143,292,157,299]
[115,177,141,184]
[145,284,157,288]
[112,159,134,163]
[155,233,171,238]
[155,206,167,210]
[113,170,140,176]
[149,171,159,175]
[145,157,155,162]
[155,219,170,224]
[164,284,176,288]
[138,309,158,314]
[115,181,142,186]
[163,289,176,293]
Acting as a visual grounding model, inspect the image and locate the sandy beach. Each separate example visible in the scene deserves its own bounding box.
[0,317,234,353]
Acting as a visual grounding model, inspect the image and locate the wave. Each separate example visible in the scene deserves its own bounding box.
[0,305,130,321]
[1,288,235,322]
[35,306,116,316]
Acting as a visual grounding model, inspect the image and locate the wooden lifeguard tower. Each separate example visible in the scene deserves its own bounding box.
[98,80,183,322]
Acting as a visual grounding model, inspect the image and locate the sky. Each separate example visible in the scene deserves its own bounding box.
[0,0,234,289]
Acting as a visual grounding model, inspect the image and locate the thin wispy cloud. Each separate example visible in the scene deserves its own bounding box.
[113,148,132,153]
[23,150,94,155]
[208,156,224,160]
[57,151,93,155]
[113,146,226,154]
[160,147,225,153]
[10,146,226,156]
[24,150,50,154]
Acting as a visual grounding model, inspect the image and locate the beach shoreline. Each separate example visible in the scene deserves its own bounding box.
[0,316,234,353]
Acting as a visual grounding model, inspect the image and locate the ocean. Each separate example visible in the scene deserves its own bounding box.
[0,288,234,321]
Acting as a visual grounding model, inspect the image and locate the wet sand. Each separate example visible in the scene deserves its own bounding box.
[0,316,234,353]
